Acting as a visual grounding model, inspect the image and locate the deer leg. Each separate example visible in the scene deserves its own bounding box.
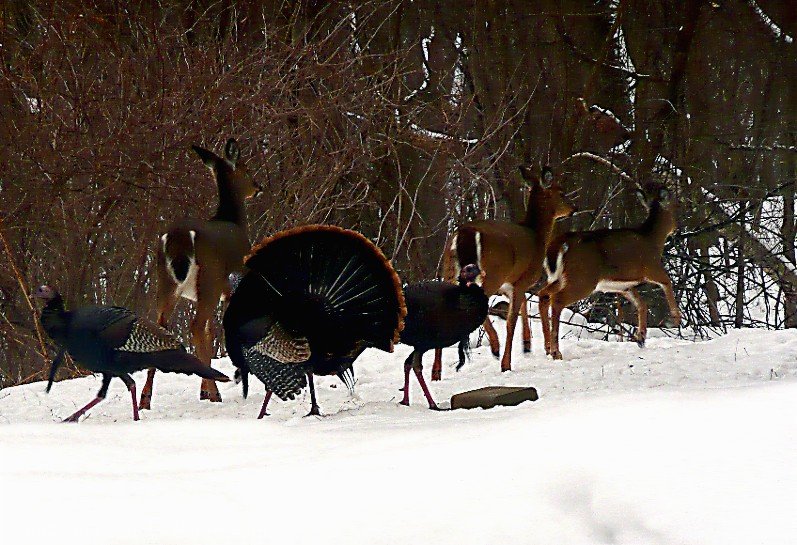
[139,292,178,410]
[139,368,157,411]
[500,290,522,372]
[619,288,648,347]
[520,296,531,353]
[647,268,681,326]
[431,348,443,381]
[191,303,222,403]
[538,294,552,355]
[483,317,500,358]
[550,301,564,360]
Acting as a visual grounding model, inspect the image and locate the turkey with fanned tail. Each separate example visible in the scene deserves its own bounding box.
[223,225,406,417]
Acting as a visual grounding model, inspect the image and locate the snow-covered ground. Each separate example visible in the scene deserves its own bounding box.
[2,317,796,544]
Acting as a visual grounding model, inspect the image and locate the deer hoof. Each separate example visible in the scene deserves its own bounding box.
[636,337,646,348]
[200,390,223,402]
[431,370,442,381]
[551,351,563,360]
[500,364,512,372]
[491,348,500,359]
[138,396,152,411]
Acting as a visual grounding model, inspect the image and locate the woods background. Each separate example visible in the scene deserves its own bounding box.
[1,0,796,387]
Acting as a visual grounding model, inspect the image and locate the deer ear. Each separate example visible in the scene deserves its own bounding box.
[541,166,554,188]
[658,187,671,202]
[192,145,219,169]
[518,165,534,183]
[225,139,240,165]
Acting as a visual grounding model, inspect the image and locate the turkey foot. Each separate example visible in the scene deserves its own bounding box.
[61,396,104,423]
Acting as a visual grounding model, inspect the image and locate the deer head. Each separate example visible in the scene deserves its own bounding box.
[518,165,576,226]
[635,183,673,211]
[634,183,677,243]
[192,138,262,203]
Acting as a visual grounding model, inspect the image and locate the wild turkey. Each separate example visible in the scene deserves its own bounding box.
[399,264,488,409]
[34,285,230,422]
[223,225,406,417]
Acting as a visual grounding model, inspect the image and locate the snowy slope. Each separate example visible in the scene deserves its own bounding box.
[1,320,797,544]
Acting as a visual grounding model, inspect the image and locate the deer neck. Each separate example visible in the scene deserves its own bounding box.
[640,202,676,250]
[211,177,248,231]
[520,193,558,246]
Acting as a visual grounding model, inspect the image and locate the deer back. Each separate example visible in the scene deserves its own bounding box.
[544,184,676,293]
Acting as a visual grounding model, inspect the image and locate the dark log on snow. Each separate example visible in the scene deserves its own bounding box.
[451,386,539,410]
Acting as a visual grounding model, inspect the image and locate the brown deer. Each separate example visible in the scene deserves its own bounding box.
[538,183,681,360]
[139,138,261,409]
[433,165,576,377]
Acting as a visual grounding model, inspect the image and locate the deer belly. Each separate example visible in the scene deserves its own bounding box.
[595,280,639,293]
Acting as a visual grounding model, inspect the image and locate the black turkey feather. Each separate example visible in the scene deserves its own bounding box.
[224,225,405,417]
[398,264,488,409]
[34,285,229,422]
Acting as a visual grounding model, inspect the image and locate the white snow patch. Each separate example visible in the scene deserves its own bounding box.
[2,326,797,544]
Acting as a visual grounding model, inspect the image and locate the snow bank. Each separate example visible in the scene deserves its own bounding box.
[2,326,796,544]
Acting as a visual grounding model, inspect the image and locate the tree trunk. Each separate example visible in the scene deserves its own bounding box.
[783,182,797,328]
[735,204,747,328]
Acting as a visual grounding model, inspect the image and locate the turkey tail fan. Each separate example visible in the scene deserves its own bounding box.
[244,225,406,354]
[133,350,230,382]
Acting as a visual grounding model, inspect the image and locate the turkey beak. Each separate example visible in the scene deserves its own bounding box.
[46,357,62,393]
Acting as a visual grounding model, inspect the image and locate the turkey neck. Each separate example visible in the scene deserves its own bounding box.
[40,294,68,343]
[458,282,487,304]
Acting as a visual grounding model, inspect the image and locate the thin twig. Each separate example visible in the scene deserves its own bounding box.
[0,219,49,374]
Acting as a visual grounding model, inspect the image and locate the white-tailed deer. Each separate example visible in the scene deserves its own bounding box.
[538,184,681,360]
[434,166,576,377]
[139,138,261,409]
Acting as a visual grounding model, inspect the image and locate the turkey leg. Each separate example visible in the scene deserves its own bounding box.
[62,374,112,423]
